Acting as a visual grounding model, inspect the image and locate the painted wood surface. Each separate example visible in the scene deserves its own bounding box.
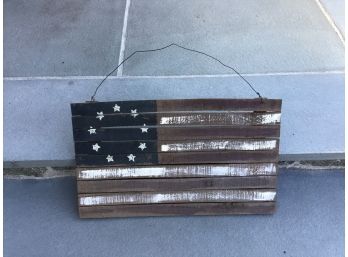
[79,202,276,218]
[72,112,281,129]
[76,150,278,166]
[71,99,282,116]
[77,176,277,193]
[71,98,282,217]
[79,189,277,206]
[75,139,278,155]
[77,163,277,180]
[73,125,280,142]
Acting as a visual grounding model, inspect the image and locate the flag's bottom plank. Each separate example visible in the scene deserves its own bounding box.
[79,202,276,218]
[77,176,276,193]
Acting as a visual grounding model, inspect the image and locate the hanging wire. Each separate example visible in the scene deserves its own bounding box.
[90,43,262,101]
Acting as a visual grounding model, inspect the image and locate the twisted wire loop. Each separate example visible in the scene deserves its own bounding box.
[90,43,263,102]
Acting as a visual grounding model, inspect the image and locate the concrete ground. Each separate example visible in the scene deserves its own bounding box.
[4,169,344,257]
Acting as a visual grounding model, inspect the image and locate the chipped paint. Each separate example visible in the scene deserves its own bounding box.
[261,113,281,124]
[161,139,277,152]
[79,190,276,206]
[159,113,281,125]
[78,163,277,180]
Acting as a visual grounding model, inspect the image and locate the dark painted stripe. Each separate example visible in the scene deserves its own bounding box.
[77,176,277,193]
[79,202,276,218]
[76,150,278,166]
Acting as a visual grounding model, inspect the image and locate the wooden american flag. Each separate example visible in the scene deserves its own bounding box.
[71,98,282,218]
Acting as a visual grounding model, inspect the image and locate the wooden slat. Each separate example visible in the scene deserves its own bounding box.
[77,163,277,180]
[71,99,282,116]
[72,112,281,129]
[79,202,276,218]
[156,99,282,113]
[157,151,278,164]
[76,150,278,166]
[74,139,279,155]
[77,176,277,193]
[73,125,280,142]
[79,189,276,206]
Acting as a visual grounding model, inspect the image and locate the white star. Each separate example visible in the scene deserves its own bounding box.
[130,109,138,118]
[138,143,147,151]
[88,126,96,134]
[113,104,120,112]
[92,143,101,152]
[96,111,104,120]
[127,154,136,162]
[141,124,148,133]
[106,155,114,162]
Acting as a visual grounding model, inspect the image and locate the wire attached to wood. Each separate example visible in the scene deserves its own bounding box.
[90,43,263,101]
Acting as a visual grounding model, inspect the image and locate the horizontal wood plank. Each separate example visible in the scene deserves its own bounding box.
[75,139,279,155]
[76,150,278,166]
[73,125,280,142]
[79,202,276,218]
[77,163,277,180]
[71,99,282,116]
[72,112,281,129]
[77,176,277,193]
[79,189,276,206]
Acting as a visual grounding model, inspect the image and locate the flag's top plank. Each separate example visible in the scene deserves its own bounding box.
[72,112,281,129]
[71,99,282,116]
[73,125,280,142]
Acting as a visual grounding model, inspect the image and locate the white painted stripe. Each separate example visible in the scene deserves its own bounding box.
[260,113,281,124]
[116,0,131,76]
[78,163,277,180]
[80,190,276,206]
[314,0,345,45]
[4,70,344,81]
[161,139,277,152]
[159,113,281,125]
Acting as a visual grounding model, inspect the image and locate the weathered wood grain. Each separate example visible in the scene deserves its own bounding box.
[157,151,278,164]
[79,202,276,218]
[72,112,281,129]
[71,99,282,116]
[72,98,282,218]
[74,139,279,155]
[76,150,278,166]
[156,99,282,113]
[77,163,277,180]
[159,139,278,152]
[77,176,277,193]
[158,112,281,126]
[79,189,276,206]
[73,125,280,142]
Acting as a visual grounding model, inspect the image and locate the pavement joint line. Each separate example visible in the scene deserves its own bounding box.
[3,70,344,81]
[315,0,345,45]
[116,0,131,77]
